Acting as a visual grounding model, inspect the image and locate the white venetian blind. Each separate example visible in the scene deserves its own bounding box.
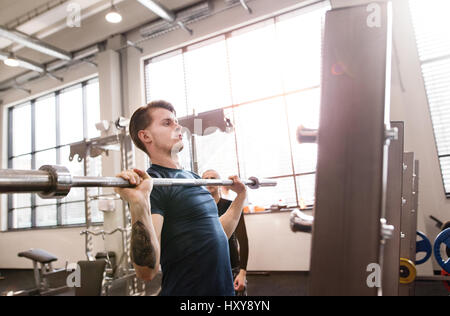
[410,0,450,195]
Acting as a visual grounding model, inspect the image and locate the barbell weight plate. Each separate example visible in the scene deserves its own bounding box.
[415,231,432,265]
[442,222,450,258]
[399,258,417,285]
[433,228,450,274]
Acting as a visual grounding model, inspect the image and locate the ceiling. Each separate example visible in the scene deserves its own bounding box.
[0,0,55,26]
[0,0,203,87]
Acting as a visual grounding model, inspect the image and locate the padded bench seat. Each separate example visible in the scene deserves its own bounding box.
[18,249,58,264]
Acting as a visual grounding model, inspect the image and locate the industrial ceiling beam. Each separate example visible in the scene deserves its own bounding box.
[136,0,193,35]
[0,25,72,61]
[0,50,45,73]
[0,43,101,93]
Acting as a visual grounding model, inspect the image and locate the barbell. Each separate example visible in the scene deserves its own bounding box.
[0,165,277,199]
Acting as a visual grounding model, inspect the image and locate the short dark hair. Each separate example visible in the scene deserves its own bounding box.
[129,100,176,155]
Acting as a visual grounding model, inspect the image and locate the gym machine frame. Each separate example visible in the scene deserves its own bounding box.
[309,2,394,296]
[292,2,395,296]
[71,118,143,296]
[382,122,404,296]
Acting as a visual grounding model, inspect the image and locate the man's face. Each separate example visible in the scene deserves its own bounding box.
[146,108,183,155]
[202,170,220,195]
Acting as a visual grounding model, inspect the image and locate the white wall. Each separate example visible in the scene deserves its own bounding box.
[0,227,105,269]
[245,212,311,271]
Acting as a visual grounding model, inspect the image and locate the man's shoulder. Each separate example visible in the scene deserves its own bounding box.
[147,165,198,179]
[147,166,164,178]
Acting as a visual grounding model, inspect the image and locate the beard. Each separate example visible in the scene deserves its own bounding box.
[169,140,184,160]
[172,140,184,153]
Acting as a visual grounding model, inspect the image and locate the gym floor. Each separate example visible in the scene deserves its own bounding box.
[0,270,447,296]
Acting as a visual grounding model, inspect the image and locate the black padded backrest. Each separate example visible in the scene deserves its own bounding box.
[75,260,107,296]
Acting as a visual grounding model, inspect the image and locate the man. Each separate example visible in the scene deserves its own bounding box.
[114,100,247,296]
[202,169,249,296]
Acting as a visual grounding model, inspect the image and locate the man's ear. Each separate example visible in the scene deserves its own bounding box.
[138,130,152,145]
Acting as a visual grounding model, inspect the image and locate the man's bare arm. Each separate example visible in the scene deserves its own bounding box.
[131,221,156,269]
[219,192,246,239]
[113,169,162,281]
[129,201,162,281]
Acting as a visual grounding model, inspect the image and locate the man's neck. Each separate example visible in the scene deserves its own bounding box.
[149,152,181,170]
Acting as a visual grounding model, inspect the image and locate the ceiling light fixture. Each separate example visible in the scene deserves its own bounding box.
[4,53,19,67]
[106,1,122,24]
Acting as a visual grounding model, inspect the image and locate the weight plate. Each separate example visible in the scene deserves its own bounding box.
[399,258,416,284]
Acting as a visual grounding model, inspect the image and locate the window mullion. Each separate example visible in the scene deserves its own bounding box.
[55,91,62,226]
[31,100,36,228]
[7,109,13,230]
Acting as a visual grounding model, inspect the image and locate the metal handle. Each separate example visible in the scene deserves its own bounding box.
[297,125,318,144]
[290,209,314,233]
[80,227,128,236]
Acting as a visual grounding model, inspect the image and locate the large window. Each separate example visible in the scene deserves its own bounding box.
[7,78,102,229]
[410,0,450,197]
[144,5,328,208]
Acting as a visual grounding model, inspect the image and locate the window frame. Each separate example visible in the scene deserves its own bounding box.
[6,77,101,231]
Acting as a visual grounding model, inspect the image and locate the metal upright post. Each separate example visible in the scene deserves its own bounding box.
[84,144,94,261]
[399,153,415,296]
[309,2,393,296]
[382,122,404,296]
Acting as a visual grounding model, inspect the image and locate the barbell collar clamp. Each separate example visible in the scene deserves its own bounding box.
[247,176,261,190]
[38,165,72,199]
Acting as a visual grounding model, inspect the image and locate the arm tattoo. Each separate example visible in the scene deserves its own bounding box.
[131,221,157,269]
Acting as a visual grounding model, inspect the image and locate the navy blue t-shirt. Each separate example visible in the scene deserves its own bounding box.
[147,164,234,296]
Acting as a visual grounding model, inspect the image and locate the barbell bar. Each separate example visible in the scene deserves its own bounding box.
[0,165,277,199]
